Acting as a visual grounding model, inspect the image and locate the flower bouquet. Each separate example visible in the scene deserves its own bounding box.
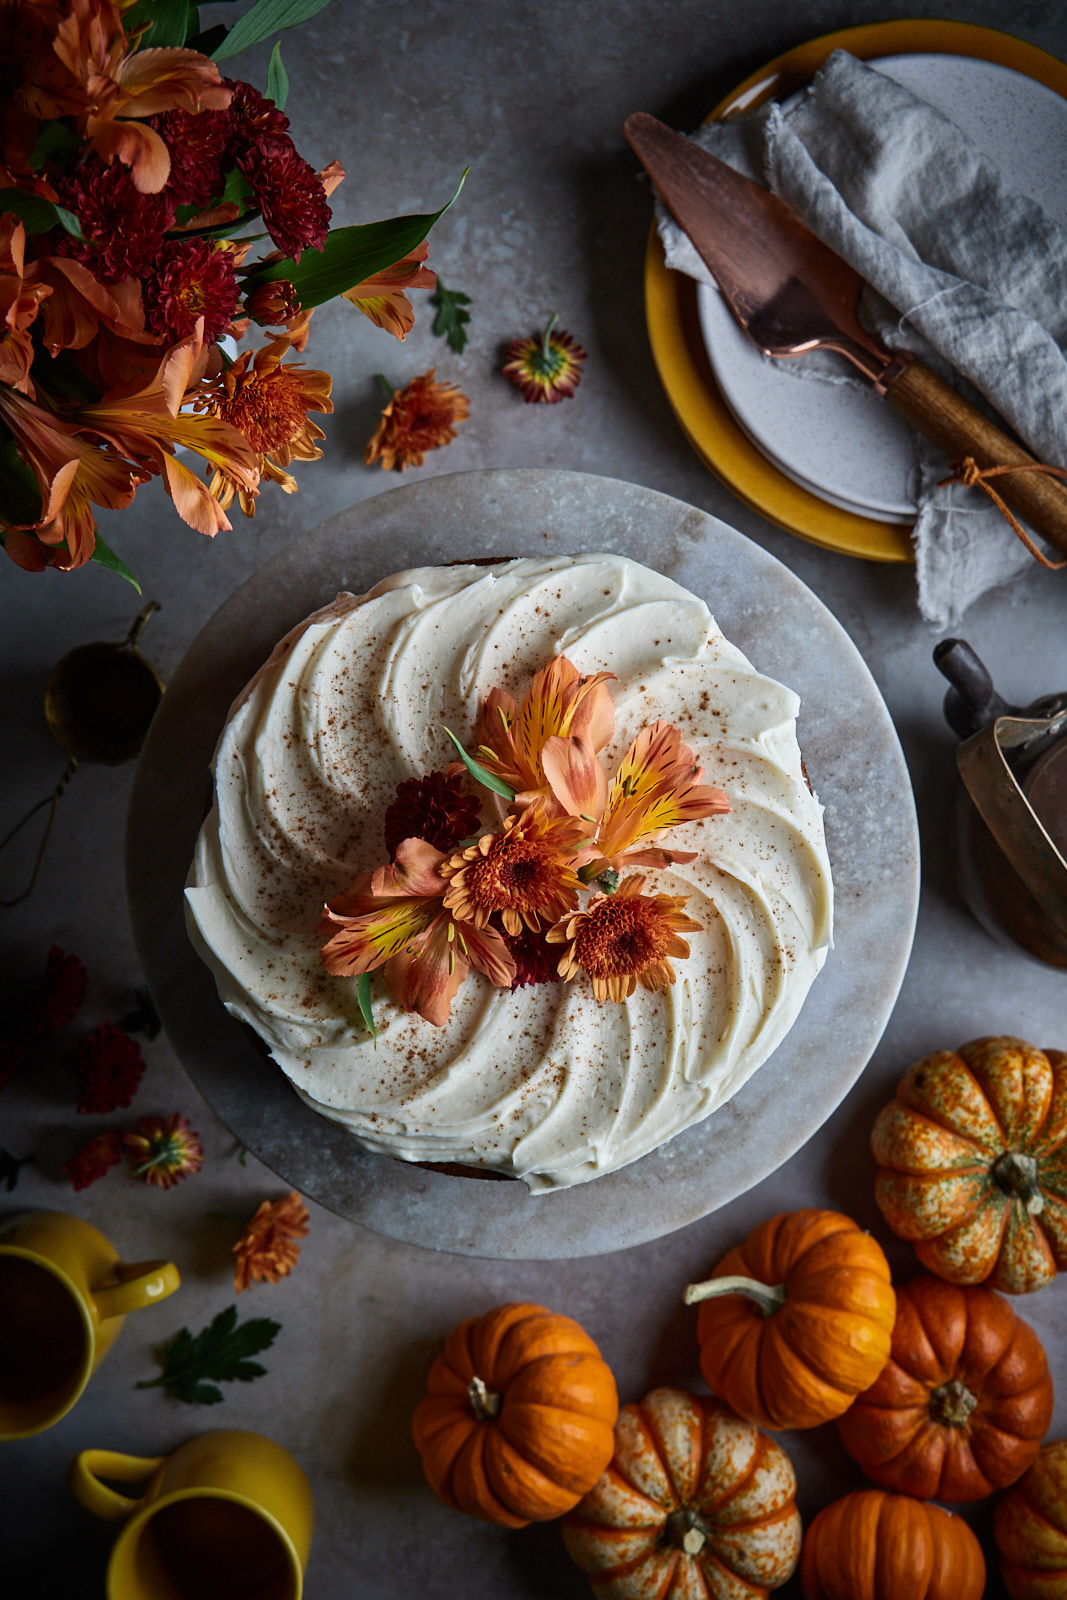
[0,0,459,585]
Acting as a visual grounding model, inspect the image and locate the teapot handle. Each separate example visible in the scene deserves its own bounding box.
[957,715,1067,932]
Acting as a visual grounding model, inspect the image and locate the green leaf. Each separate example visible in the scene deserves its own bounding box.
[89,531,141,592]
[136,1305,281,1405]
[124,0,194,47]
[0,189,83,239]
[430,283,471,354]
[0,429,42,525]
[211,0,334,62]
[186,21,228,55]
[355,972,376,1041]
[442,728,515,801]
[28,121,81,171]
[243,170,467,309]
[266,41,289,110]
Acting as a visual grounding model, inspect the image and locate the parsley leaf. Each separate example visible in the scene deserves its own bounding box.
[429,282,471,354]
[136,1306,281,1405]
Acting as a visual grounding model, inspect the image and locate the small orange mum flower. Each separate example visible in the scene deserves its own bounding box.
[233,1191,309,1292]
[200,332,333,516]
[364,368,469,471]
[440,806,586,935]
[123,1112,203,1188]
[547,875,701,1001]
[502,313,586,403]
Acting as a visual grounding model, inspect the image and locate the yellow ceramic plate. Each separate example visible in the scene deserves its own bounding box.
[645,20,1067,563]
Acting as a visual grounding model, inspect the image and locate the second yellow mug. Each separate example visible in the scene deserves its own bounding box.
[0,1210,180,1440]
[69,1430,315,1600]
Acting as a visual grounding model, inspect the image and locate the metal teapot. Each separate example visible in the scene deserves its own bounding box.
[935,639,1067,968]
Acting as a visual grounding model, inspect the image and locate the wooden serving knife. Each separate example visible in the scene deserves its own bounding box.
[625,111,1067,557]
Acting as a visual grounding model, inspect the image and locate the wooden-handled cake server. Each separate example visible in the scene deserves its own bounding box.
[625,111,1067,558]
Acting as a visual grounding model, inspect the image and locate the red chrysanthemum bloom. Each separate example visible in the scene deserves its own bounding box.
[142,237,241,345]
[364,369,470,471]
[35,946,87,1036]
[243,277,301,328]
[503,921,563,990]
[69,1021,145,1114]
[153,107,231,207]
[237,136,330,262]
[547,875,702,1001]
[124,1112,203,1188]
[383,771,482,859]
[223,77,290,149]
[441,806,586,935]
[53,158,175,283]
[63,1129,123,1192]
[502,313,587,403]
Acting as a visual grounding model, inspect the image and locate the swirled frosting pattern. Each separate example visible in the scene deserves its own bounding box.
[186,555,833,1190]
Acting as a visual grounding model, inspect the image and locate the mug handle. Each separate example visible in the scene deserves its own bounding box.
[91,1259,181,1321]
[68,1449,165,1522]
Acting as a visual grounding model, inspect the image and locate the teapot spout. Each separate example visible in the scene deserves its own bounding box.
[934,639,1017,740]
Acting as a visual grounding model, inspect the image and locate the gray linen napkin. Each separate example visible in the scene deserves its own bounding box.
[656,50,1067,626]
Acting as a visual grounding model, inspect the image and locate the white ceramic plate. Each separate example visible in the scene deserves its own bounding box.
[127,470,918,1260]
[697,54,1067,520]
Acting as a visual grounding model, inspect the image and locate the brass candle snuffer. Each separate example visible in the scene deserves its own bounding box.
[1,602,165,908]
[935,639,1067,968]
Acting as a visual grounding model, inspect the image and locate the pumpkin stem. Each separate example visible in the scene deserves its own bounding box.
[666,1507,708,1555]
[467,1375,501,1421]
[682,1274,787,1318]
[992,1150,1045,1215]
[929,1377,978,1428]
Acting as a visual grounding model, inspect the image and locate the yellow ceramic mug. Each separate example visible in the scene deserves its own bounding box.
[69,1430,315,1600]
[0,1210,180,1441]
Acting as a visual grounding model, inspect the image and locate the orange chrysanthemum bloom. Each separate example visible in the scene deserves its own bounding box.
[233,1191,309,1293]
[440,806,586,935]
[364,368,469,471]
[201,332,333,516]
[547,875,702,1001]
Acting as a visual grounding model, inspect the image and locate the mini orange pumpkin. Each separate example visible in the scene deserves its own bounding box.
[412,1301,618,1528]
[562,1387,801,1599]
[871,1037,1067,1294]
[837,1276,1053,1502]
[685,1208,896,1430]
[800,1489,985,1600]
[994,1439,1067,1598]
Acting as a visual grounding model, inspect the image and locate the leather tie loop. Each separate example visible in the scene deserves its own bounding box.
[940,456,1067,570]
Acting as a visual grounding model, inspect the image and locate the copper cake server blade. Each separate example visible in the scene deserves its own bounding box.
[624,111,1067,557]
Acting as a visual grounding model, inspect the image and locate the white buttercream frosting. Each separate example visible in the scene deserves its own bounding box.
[186,554,833,1190]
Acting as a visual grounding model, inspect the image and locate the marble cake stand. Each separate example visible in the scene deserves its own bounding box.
[126,468,918,1259]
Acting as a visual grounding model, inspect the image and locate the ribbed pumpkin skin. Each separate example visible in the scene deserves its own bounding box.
[695,1209,896,1430]
[837,1276,1053,1502]
[995,1439,1067,1598]
[800,1490,985,1600]
[562,1388,801,1599]
[872,1038,1067,1294]
[412,1302,619,1528]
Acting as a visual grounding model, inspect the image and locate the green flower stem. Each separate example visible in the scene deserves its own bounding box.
[376,373,395,401]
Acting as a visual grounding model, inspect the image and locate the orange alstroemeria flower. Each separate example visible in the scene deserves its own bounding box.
[50,0,231,191]
[546,718,731,876]
[0,382,145,568]
[319,837,516,1027]
[0,214,51,393]
[78,327,259,536]
[470,655,617,805]
[197,332,332,518]
[341,241,436,341]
